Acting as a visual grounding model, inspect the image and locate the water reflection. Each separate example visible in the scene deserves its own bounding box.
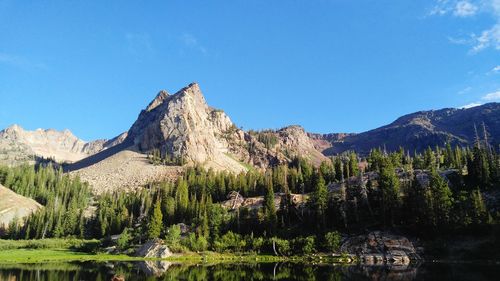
[0,261,498,281]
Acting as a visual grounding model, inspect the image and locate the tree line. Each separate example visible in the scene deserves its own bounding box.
[0,142,498,255]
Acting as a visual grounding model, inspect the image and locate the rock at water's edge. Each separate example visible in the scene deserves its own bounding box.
[340,231,421,265]
[135,239,172,259]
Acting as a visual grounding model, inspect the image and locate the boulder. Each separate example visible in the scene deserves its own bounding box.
[135,239,172,258]
[341,231,421,265]
[111,275,125,281]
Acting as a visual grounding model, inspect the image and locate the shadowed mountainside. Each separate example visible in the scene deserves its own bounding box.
[323,103,500,155]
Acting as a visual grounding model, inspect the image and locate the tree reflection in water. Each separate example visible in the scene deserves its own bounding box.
[0,261,499,281]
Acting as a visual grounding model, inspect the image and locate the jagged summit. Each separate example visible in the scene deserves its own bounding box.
[65,82,334,192]
[146,90,170,112]
[125,82,245,172]
[6,84,497,194]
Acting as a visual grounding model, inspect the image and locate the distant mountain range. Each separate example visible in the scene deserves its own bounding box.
[322,103,500,155]
[1,83,498,192]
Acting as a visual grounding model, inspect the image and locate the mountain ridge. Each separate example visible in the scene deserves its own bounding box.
[324,102,500,155]
[0,124,124,165]
[2,83,499,193]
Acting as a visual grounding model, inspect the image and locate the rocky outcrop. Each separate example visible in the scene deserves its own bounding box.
[341,231,421,265]
[0,184,43,227]
[221,191,308,212]
[125,83,247,173]
[276,125,329,166]
[135,239,172,259]
[0,124,124,164]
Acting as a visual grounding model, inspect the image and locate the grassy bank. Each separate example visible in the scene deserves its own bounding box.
[0,249,140,263]
[0,239,352,264]
[0,239,139,263]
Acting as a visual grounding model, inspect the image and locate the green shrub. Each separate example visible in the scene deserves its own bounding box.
[116,228,131,250]
[0,238,100,252]
[165,225,181,247]
[246,235,264,253]
[272,237,292,256]
[323,231,341,253]
[213,231,246,253]
[292,236,316,255]
[182,233,208,252]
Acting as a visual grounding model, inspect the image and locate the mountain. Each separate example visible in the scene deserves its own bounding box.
[124,83,249,172]
[323,103,500,155]
[0,125,122,165]
[0,184,42,228]
[4,83,499,193]
[66,83,327,192]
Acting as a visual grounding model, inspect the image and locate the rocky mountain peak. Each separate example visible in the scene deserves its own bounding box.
[146,90,170,112]
[3,124,23,135]
[175,82,206,104]
[279,125,306,134]
[125,83,247,173]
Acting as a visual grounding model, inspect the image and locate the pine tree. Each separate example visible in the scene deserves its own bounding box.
[334,157,343,182]
[429,169,453,227]
[470,188,488,225]
[379,159,400,227]
[311,173,328,227]
[424,147,436,170]
[263,173,277,233]
[175,179,189,217]
[147,198,163,239]
[468,146,490,188]
[348,152,359,177]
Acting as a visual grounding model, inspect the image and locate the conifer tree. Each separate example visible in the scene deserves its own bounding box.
[348,152,359,177]
[429,169,453,227]
[263,173,277,233]
[147,198,163,239]
[311,173,328,226]
[379,159,400,227]
[175,179,189,217]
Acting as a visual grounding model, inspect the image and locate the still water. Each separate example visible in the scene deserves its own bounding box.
[0,261,499,281]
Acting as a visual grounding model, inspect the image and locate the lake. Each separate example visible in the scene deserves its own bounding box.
[0,261,499,281]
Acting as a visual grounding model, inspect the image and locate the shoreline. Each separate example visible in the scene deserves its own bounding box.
[0,248,356,264]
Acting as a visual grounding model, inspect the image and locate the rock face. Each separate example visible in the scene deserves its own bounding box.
[340,231,420,265]
[135,239,172,259]
[276,126,329,166]
[122,83,330,172]
[221,191,308,212]
[0,184,43,228]
[325,103,500,155]
[0,124,122,164]
[125,83,247,173]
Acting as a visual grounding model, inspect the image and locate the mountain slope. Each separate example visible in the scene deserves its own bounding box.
[0,184,42,228]
[324,103,500,155]
[66,83,331,192]
[67,83,249,192]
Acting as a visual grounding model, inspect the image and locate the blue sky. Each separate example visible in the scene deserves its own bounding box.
[0,0,499,141]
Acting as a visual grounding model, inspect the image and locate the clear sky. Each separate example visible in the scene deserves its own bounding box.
[0,0,499,141]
